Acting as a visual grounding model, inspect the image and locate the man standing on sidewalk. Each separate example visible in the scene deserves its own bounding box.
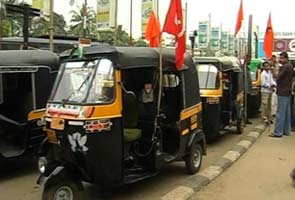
[261,61,276,124]
[270,52,294,137]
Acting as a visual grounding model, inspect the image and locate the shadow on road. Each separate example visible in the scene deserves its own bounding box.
[0,156,38,182]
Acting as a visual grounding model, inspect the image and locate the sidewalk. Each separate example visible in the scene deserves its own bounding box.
[192,124,295,200]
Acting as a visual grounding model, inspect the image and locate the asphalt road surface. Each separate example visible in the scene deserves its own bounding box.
[0,118,260,200]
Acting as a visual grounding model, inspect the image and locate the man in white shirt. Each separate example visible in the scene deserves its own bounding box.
[261,61,276,123]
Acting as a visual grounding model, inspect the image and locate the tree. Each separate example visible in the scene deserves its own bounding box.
[30,13,67,37]
[133,38,148,47]
[69,4,96,38]
[1,0,27,37]
[97,26,130,46]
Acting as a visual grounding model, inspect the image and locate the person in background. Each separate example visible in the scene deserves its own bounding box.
[270,52,294,137]
[260,61,276,124]
[270,55,279,116]
[291,61,295,131]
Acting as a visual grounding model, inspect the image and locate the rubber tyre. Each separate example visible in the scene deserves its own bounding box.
[185,143,203,174]
[42,180,86,200]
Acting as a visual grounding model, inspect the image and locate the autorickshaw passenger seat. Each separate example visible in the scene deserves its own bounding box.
[122,92,142,143]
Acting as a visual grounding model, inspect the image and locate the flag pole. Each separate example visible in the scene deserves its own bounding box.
[156,35,163,123]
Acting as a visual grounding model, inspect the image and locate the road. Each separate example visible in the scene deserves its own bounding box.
[0,118,259,200]
[192,123,295,200]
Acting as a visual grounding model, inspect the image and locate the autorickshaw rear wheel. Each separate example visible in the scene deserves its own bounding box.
[185,142,203,174]
[42,180,86,200]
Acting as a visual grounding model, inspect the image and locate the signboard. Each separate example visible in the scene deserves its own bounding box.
[221,31,228,50]
[273,38,295,58]
[228,35,235,55]
[97,0,116,30]
[141,0,153,34]
[198,21,209,49]
[259,32,295,39]
[210,27,220,50]
[32,0,49,15]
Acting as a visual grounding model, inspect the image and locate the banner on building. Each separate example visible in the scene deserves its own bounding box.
[141,0,158,35]
[210,27,220,50]
[32,0,49,15]
[221,31,229,50]
[198,20,209,49]
[97,0,116,30]
[228,35,235,54]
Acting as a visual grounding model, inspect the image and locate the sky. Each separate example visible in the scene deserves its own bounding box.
[25,0,295,38]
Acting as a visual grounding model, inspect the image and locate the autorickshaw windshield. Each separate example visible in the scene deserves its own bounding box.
[51,58,115,104]
[197,64,219,89]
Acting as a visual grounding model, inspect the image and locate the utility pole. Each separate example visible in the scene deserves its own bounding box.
[207,13,211,56]
[83,0,87,38]
[49,0,54,51]
[129,0,133,46]
[247,15,253,57]
[113,0,118,45]
[0,3,3,50]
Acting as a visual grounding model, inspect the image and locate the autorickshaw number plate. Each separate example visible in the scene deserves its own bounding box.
[47,129,58,144]
[50,118,65,130]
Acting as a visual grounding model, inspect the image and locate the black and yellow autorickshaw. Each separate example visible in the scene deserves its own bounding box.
[37,45,206,199]
[194,56,245,140]
[247,58,263,116]
[0,50,59,158]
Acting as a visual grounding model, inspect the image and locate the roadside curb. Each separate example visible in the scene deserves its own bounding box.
[161,123,267,200]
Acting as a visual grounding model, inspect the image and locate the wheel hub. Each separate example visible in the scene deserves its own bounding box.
[193,149,201,168]
[54,186,74,200]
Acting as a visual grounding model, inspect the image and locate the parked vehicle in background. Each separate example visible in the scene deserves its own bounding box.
[0,50,59,159]
[194,56,245,141]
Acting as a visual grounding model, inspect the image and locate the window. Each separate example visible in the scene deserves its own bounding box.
[197,64,219,89]
[51,58,115,104]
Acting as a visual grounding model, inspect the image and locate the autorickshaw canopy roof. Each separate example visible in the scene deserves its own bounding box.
[248,58,263,72]
[60,44,194,71]
[0,50,59,70]
[194,56,242,72]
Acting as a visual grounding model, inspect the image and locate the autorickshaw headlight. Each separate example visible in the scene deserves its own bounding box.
[38,157,47,173]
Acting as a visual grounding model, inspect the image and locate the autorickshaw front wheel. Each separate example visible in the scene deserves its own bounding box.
[185,142,203,174]
[42,180,86,200]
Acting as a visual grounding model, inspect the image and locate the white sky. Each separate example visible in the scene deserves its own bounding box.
[26,0,295,38]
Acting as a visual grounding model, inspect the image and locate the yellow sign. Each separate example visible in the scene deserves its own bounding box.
[141,0,153,34]
[97,0,116,30]
[32,0,43,9]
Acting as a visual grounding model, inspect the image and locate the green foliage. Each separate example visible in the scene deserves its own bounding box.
[97,27,130,46]
[133,38,148,47]
[31,13,67,37]
[69,4,96,38]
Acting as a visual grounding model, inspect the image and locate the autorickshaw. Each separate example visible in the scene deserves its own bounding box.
[0,50,59,158]
[247,58,263,116]
[194,56,245,140]
[37,45,206,199]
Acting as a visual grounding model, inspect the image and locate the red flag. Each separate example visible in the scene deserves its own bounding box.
[235,0,243,36]
[145,11,161,47]
[163,0,186,70]
[263,13,274,59]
